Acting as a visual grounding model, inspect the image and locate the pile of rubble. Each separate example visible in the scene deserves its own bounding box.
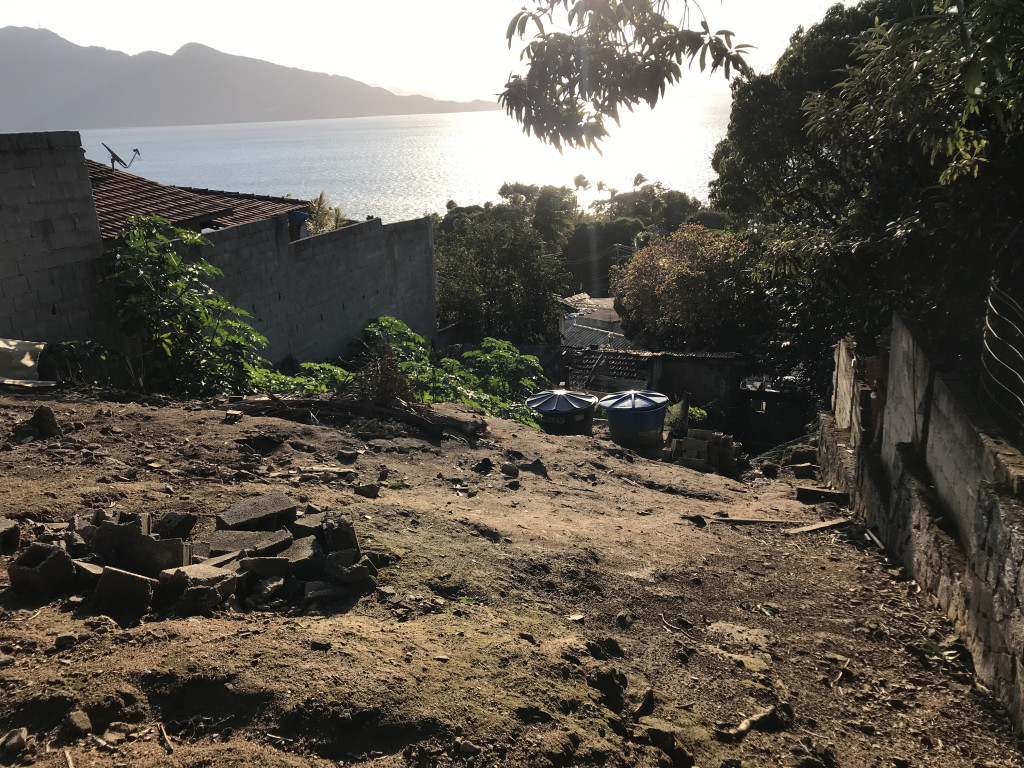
[2,491,382,620]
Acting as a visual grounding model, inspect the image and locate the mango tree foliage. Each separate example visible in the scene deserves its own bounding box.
[610,224,752,350]
[501,0,752,149]
[435,198,569,343]
[804,0,1024,183]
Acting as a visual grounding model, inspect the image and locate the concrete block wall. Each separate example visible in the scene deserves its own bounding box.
[204,215,436,364]
[0,131,115,345]
[0,130,436,367]
[820,311,1024,727]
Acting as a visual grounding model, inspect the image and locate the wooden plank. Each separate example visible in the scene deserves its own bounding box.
[706,517,805,525]
[782,518,851,535]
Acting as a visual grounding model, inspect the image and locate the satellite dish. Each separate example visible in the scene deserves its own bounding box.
[102,143,141,170]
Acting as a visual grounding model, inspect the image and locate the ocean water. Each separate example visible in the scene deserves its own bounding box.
[80,94,732,223]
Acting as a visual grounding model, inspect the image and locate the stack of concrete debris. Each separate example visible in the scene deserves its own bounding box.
[668,428,743,474]
[1,492,380,620]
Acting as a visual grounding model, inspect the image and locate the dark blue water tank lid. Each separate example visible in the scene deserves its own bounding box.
[526,389,598,414]
[598,390,670,411]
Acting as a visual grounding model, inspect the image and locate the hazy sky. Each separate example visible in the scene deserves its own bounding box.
[2,1,848,102]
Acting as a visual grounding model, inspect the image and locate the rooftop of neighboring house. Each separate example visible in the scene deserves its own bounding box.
[86,160,309,240]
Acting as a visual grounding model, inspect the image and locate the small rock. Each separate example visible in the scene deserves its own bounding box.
[460,740,482,756]
[500,463,519,478]
[2,727,28,753]
[311,640,332,652]
[0,654,14,668]
[54,633,78,651]
[616,611,635,630]
[472,458,493,475]
[354,484,380,499]
[65,708,93,737]
[567,613,585,624]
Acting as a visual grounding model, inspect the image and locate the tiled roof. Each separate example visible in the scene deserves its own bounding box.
[178,187,309,228]
[87,160,233,240]
[86,161,310,239]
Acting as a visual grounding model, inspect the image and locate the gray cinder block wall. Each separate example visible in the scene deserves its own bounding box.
[0,131,115,345]
[820,312,1024,727]
[0,131,436,363]
[202,215,435,363]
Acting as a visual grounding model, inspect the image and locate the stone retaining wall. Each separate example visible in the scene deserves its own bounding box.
[820,312,1024,726]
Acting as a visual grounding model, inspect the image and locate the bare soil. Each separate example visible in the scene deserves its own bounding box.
[0,389,1021,768]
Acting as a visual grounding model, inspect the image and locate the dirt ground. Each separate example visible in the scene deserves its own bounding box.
[0,388,1022,768]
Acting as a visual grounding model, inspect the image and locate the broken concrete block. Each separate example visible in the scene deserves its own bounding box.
[0,517,20,554]
[304,581,343,601]
[323,548,360,577]
[288,512,324,540]
[207,528,292,557]
[2,727,28,754]
[91,522,187,578]
[8,543,77,598]
[92,567,158,618]
[280,536,324,579]
[152,511,198,540]
[73,560,103,592]
[201,550,244,569]
[320,510,359,553]
[216,493,297,531]
[239,557,291,577]
[176,586,223,614]
[114,510,152,535]
[159,564,239,601]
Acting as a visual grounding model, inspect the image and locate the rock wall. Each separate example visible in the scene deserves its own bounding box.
[820,311,1024,727]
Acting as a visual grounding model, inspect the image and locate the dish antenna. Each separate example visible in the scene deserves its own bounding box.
[101,143,141,170]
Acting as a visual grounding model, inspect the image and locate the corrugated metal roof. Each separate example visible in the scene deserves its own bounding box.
[562,323,633,350]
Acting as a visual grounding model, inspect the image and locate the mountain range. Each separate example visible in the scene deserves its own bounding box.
[0,27,498,132]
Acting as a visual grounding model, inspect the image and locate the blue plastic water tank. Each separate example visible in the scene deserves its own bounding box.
[598,390,670,446]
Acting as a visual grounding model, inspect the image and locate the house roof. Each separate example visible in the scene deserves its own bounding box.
[177,187,309,229]
[562,323,633,351]
[86,160,309,240]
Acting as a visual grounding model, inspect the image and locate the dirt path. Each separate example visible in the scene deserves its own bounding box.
[0,390,1021,767]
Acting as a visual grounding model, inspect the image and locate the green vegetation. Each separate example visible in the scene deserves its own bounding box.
[501,0,750,149]
[107,215,270,395]
[610,224,757,352]
[359,317,544,425]
[97,217,547,426]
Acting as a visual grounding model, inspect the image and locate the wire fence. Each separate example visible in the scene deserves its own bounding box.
[980,277,1024,450]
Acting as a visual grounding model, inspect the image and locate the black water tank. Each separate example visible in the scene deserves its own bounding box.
[525,389,598,435]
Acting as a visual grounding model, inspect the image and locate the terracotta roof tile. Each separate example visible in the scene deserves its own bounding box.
[177,187,309,228]
[86,161,311,240]
[86,160,233,240]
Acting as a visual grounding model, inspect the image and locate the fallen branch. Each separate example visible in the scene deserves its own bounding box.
[158,723,174,754]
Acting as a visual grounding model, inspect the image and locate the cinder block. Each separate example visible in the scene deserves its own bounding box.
[0,518,21,554]
[92,566,157,618]
[216,493,298,531]
[206,528,293,556]
[8,543,77,598]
